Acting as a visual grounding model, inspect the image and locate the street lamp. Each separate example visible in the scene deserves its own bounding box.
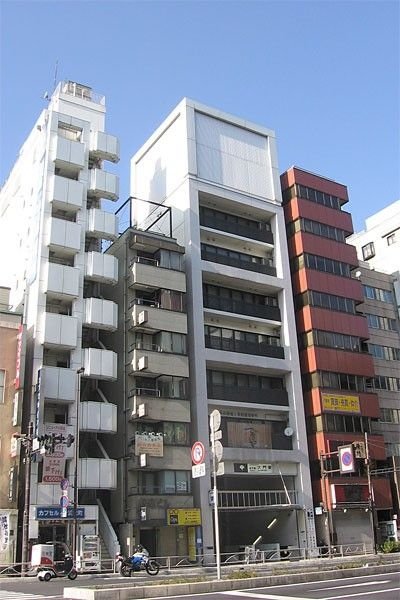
[72,367,84,565]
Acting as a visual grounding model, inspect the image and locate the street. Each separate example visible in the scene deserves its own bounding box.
[0,571,399,600]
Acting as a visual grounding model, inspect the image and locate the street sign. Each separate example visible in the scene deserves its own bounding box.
[210,430,222,442]
[60,478,69,491]
[209,409,221,432]
[191,441,205,465]
[215,462,224,476]
[60,495,69,508]
[213,440,223,462]
[192,463,206,478]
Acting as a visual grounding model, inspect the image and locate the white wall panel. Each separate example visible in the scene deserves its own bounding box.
[195,112,273,199]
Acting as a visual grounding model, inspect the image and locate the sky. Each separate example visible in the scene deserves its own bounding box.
[1,0,399,235]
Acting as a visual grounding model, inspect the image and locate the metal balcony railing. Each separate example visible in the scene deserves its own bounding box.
[218,490,299,510]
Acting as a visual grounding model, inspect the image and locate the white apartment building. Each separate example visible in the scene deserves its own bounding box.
[129,99,316,557]
[0,81,121,562]
[348,201,400,531]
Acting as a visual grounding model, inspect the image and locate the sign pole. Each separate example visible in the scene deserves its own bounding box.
[210,413,221,580]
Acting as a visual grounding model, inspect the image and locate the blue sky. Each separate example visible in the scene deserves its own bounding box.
[1,0,399,232]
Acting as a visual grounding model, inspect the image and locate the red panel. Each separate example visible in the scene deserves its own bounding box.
[296,305,370,338]
[285,197,353,233]
[291,232,359,267]
[300,347,375,377]
[293,270,365,304]
[281,166,349,202]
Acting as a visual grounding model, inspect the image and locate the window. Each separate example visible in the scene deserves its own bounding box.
[380,408,400,424]
[363,285,394,303]
[0,370,5,403]
[362,242,375,260]
[58,122,82,142]
[292,253,351,277]
[369,344,400,361]
[386,230,398,246]
[366,314,397,331]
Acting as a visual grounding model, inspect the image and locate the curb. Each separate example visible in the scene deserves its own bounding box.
[63,560,400,599]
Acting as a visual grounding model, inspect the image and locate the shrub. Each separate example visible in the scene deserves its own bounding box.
[226,569,257,579]
[379,539,400,553]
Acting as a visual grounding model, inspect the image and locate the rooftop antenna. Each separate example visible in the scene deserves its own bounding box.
[53,60,59,92]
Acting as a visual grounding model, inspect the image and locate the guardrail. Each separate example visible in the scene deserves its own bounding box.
[0,543,376,577]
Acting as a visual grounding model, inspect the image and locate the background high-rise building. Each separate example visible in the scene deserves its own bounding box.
[0,81,121,564]
[281,166,390,547]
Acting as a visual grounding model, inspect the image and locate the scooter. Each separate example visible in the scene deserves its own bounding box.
[37,550,78,581]
[115,545,160,576]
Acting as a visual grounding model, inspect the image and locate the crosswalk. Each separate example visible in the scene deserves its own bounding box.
[0,591,57,600]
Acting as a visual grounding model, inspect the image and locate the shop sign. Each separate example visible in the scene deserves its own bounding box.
[322,393,360,413]
[42,423,68,483]
[167,508,201,526]
[134,432,163,457]
[36,506,85,520]
[14,324,23,389]
[0,514,9,550]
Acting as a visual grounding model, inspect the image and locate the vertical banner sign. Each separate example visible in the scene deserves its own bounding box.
[338,445,355,474]
[42,423,67,483]
[14,324,23,389]
[34,370,42,436]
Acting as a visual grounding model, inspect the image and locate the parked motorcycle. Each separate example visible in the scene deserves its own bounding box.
[115,545,160,576]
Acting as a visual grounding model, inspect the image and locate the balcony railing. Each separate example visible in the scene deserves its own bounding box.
[202,247,276,276]
[218,490,299,510]
[208,384,289,406]
[203,295,281,322]
[200,213,274,244]
[205,335,284,359]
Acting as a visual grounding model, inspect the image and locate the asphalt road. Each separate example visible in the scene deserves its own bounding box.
[0,570,399,600]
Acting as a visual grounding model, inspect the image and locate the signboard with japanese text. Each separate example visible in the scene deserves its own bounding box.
[35,507,85,520]
[322,393,360,414]
[42,423,68,483]
[14,324,23,389]
[134,433,163,457]
[167,508,201,526]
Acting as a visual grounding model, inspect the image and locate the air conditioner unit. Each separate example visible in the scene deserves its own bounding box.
[137,356,148,371]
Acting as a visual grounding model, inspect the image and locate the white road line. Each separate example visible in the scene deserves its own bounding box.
[324,587,400,599]
[312,580,391,591]
[0,592,50,600]
[221,592,307,600]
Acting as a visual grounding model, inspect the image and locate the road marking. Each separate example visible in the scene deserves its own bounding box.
[324,587,400,599]
[312,580,391,591]
[0,592,53,600]
[222,593,307,599]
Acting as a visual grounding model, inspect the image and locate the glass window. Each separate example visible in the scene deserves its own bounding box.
[362,242,375,260]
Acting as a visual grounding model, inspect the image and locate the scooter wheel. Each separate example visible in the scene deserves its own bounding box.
[68,569,78,580]
[44,572,52,581]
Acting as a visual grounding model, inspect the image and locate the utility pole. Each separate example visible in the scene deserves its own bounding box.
[365,432,378,554]
[72,367,84,566]
[20,422,33,576]
[210,409,223,580]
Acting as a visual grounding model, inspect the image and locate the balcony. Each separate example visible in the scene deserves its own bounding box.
[201,245,276,277]
[131,303,187,334]
[218,489,300,510]
[48,175,84,211]
[47,217,81,255]
[85,252,118,284]
[200,212,274,244]
[205,335,284,359]
[86,208,118,240]
[89,131,120,163]
[40,313,78,349]
[52,136,85,170]
[203,295,281,322]
[79,458,117,489]
[41,366,76,403]
[80,401,117,433]
[130,258,186,292]
[208,384,289,407]
[83,298,118,331]
[43,263,80,299]
[83,348,117,380]
[130,392,190,422]
[130,348,189,378]
[88,168,119,201]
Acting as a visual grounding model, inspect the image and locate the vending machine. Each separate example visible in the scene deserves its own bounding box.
[76,534,100,572]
